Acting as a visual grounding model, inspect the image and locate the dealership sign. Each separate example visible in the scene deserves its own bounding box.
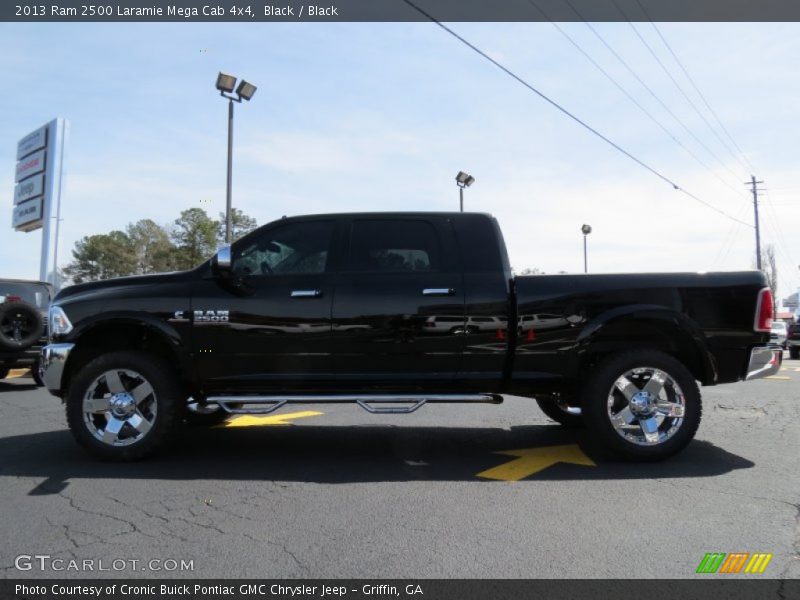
[14,173,44,205]
[10,118,68,286]
[12,197,43,231]
[11,121,65,234]
[16,125,47,160]
[15,148,46,183]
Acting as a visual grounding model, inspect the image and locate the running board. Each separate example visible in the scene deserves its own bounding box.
[206,393,503,415]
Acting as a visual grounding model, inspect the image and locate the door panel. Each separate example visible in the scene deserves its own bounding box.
[331,218,465,383]
[192,219,337,391]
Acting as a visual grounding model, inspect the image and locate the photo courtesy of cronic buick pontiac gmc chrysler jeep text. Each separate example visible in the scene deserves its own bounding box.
[38,212,781,461]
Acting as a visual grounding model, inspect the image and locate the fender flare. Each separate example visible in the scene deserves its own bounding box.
[571,304,717,385]
[65,311,192,381]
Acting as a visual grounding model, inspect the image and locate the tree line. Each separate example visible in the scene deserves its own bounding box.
[62,208,258,284]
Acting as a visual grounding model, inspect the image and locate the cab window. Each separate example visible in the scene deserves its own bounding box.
[232,221,335,276]
[347,219,440,273]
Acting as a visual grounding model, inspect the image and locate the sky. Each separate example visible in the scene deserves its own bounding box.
[2,21,800,305]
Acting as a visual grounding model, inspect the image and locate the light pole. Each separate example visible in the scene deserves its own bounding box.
[581,224,592,273]
[215,72,257,244]
[455,171,475,212]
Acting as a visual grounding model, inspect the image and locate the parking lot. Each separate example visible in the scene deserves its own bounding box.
[1,358,798,580]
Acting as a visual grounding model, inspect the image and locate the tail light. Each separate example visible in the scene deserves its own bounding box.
[754,287,773,332]
[6,295,22,302]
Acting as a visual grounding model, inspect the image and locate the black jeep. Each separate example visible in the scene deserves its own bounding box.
[0,279,52,384]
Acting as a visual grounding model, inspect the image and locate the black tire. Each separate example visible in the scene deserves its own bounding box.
[790,347,799,360]
[0,301,43,351]
[581,350,702,461]
[536,396,585,428]
[0,367,9,380]
[31,360,44,386]
[66,351,182,460]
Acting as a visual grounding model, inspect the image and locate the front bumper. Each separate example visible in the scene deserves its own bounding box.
[745,345,782,380]
[39,343,75,394]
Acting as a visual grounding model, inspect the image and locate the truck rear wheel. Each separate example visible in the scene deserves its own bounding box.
[66,351,181,460]
[581,350,701,461]
[790,347,799,360]
[535,395,584,428]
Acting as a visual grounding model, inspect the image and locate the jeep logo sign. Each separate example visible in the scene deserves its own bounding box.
[14,173,44,205]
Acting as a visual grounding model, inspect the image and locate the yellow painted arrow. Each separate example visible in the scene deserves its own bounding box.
[221,410,323,428]
[7,369,29,379]
[477,444,595,481]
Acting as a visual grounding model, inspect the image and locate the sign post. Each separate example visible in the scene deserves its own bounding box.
[12,118,68,288]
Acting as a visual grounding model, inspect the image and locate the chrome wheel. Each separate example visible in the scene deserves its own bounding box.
[607,366,686,446]
[82,368,157,447]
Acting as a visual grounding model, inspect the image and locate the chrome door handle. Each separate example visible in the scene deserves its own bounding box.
[422,288,455,296]
[291,289,322,298]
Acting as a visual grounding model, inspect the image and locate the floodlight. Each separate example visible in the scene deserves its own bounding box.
[216,72,237,93]
[236,80,257,101]
[456,171,475,187]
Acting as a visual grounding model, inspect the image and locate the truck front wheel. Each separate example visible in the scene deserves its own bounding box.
[66,351,181,460]
[581,350,702,461]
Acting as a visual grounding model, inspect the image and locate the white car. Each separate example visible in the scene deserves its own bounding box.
[770,321,787,348]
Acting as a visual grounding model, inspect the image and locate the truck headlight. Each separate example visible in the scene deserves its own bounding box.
[48,305,73,338]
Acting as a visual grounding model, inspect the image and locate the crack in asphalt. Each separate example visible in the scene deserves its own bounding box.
[778,503,800,586]
[45,486,314,575]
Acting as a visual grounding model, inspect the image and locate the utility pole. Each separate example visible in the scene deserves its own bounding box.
[746,175,764,270]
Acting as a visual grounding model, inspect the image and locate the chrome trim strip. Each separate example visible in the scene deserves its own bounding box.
[39,343,75,393]
[290,290,322,298]
[207,393,502,415]
[422,288,454,296]
[745,346,782,380]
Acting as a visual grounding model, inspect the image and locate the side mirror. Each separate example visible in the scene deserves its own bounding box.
[215,245,232,273]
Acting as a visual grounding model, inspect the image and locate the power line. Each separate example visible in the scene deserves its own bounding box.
[611,0,749,183]
[562,0,749,196]
[528,0,751,202]
[400,0,753,228]
[712,203,751,268]
[634,0,757,175]
[762,190,800,289]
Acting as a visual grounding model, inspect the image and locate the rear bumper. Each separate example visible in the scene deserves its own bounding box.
[0,341,46,368]
[745,346,782,380]
[39,343,74,395]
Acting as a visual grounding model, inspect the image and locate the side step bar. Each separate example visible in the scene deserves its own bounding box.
[206,393,503,415]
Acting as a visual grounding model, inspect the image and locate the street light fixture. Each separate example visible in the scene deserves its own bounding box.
[581,224,592,273]
[455,171,475,212]
[216,72,258,244]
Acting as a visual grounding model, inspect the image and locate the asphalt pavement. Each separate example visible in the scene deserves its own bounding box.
[0,359,798,579]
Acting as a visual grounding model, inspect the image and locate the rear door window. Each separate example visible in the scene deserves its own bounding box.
[347,220,441,273]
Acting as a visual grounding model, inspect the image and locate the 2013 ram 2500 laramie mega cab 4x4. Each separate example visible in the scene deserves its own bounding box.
[39,212,781,461]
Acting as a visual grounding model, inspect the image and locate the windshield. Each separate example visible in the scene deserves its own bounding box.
[0,282,52,309]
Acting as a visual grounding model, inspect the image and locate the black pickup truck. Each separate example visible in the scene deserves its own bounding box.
[40,212,780,461]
